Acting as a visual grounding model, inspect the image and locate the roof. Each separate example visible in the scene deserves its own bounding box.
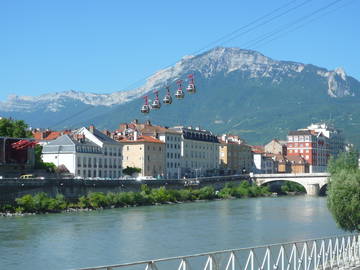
[141,125,181,135]
[42,134,102,154]
[90,128,120,145]
[288,130,313,136]
[286,155,307,164]
[33,130,71,141]
[119,135,164,144]
[251,145,265,154]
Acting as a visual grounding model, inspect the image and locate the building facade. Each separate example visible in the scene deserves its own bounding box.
[287,130,328,173]
[264,139,287,155]
[42,126,123,178]
[172,126,220,177]
[120,134,166,178]
[219,134,253,174]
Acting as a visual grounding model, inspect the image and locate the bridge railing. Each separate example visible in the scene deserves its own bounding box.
[74,234,360,270]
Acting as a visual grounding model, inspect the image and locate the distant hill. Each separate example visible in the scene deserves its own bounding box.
[1,47,359,146]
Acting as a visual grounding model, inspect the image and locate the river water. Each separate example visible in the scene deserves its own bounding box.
[0,196,344,270]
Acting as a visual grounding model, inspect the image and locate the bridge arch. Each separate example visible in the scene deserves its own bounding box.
[319,184,328,196]
[252,173,329,196]
[259,178,307,194]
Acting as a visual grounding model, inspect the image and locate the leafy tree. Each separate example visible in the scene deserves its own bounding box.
[34,145,56,171]
[327,149,360,232]
[327,149,359,175]
[122,166,141,176]
[0,118,32,138]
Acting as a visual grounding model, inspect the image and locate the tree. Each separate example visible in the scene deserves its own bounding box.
[122,166,141,176]
[34,145,56,171]
[327,150,360,232]
[0,118,32,138]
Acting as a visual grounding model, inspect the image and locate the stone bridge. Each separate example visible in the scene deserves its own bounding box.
[251,173,330,196]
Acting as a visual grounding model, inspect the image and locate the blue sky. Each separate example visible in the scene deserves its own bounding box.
[0,0,359,101]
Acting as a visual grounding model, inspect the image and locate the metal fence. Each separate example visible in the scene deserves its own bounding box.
[74,234,360,270]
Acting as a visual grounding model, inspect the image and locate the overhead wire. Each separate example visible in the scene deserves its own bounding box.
[239,0,348,50]
[118,0,313,92]
[49,0,355,128]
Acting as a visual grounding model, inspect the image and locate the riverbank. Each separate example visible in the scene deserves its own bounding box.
[0,182,270,216]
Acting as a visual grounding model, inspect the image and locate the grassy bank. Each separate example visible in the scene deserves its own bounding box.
[0,182,270,215]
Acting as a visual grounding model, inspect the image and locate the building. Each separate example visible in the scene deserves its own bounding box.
[219,134,253,174]
[287,155,309,173]
[0,137,36,173]
[287,130,328,173]
[252,152,277,174]
[141,125,182,179]
[264,139,287,155]
[172,126,220,177]
[306,123,345,157]
[42,125,123,178]
[120,133,166,178]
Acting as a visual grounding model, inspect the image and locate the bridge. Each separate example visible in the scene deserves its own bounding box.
[251,173,330,196]
[74,234,360,270]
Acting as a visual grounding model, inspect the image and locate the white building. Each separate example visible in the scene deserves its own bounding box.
[172,126,220,177]
[252,153,277,174]
[42,125,123,178]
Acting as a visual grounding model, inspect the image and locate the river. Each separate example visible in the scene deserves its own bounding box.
[0,196,344,270]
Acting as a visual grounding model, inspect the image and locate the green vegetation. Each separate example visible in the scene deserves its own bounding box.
[1,182,270,214]
[122,166,141,176]
[0,118,33,138]
[327,150,360,232]
[280,181,306,193]
[34,145,56,171]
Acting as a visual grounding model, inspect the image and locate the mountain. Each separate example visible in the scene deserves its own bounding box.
[1,47,360,146]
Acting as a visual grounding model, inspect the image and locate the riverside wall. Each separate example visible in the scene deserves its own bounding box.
[0,176,248,203]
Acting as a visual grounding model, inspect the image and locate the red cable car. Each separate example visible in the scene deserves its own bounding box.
[163,86,173,104]
[141,96,150,114]
[186,74,196,93]
[175,80,185,99]
[151,90,161,109]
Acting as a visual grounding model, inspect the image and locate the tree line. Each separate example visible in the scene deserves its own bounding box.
[0,182,270,214]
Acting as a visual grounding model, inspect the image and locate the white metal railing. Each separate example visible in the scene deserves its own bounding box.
[73,234,360,270]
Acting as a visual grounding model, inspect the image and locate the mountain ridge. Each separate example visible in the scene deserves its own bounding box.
[1,47,360,146]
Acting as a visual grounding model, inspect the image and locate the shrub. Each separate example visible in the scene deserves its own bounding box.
[87,192,109,208]
[197,186,216,200]
[150,187,171,203]
[16,194,36,212]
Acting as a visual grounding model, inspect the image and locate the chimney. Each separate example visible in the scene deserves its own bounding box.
[145,120,151,126]
[132,119,139,124]
[89,125,95,133]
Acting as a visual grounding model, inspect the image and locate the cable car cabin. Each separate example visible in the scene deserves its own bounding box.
[141,104,150,114]
[186,74,196,93]
[163,94,172,104]
[175,80,185,99]
[151,99,161,109]
[175,90,184,99]
[163,86,173,104]
[186,83,196,93]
